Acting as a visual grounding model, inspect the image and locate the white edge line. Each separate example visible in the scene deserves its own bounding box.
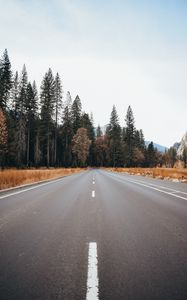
[106,172,187,201]
[0,176,71,199]
[106,171,187,195]
[127,179,187,201]
[118,176,187,195]
[86,242,99,300]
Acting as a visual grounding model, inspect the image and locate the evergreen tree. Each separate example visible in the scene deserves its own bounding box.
[133,129,145,166]
[124,105,135,166]
[139,129,145,150]
[71,95,82,134]
[54,72,63,165]
[18,64,28,114]
[25,82,38,166]
[10,71,19,115]
[81,112,95,141]
[107,105,123,167]
[96,125,103,138]
[134,129,145,150]
[0,49,12,110]
[14,65,28,166]
[61,92,73,166]
[40,68,55,167]
[146,142,157,167]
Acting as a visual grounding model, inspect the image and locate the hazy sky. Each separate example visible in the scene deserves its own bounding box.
[0,0,187,147]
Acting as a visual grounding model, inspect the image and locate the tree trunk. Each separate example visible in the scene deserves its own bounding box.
[47,122,50,168]
[26,126,30,167]
[54,127,57,166]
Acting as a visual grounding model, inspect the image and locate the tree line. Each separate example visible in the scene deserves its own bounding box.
[0,49,185,168]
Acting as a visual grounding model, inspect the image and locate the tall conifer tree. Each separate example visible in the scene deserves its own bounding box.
[0,49,12,110]
[40,68,55,167]
[107,105,123,167]
[54,72,63,165]
[124,105,135,166]
[71,95,82,134]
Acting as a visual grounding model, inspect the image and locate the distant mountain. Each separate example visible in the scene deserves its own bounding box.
[177,131,187,156]
[145,141,167,153]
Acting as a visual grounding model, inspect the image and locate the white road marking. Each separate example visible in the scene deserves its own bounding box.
[93,181,95,185]
[106,172,187,201]
[123,178,187,195]
[86,242,99,300]
[126,179,187,201]
[0,176,71,199]
[92,190,95,198]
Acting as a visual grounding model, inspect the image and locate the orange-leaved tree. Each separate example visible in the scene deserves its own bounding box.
[72,128,91,166]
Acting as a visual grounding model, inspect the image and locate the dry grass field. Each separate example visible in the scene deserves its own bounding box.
[0,168,85,190]
[107,168,187,182]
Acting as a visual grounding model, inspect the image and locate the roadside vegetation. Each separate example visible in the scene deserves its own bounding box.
[0,168,84,190]
[107,168,187,182]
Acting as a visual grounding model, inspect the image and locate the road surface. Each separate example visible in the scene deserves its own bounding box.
[0,169,187,299]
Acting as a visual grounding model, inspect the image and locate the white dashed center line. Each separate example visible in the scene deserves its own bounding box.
[86,242,99,300]
[92,190,95,198]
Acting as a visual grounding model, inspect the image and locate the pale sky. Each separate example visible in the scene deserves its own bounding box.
[0,0,187,147]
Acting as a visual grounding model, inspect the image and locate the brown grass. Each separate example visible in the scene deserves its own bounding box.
[0,168,85,190]
[106,167,187,182]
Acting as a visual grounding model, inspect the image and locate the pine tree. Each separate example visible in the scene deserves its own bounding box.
[71,95,82,134]
[54,72,63,165]
[14,65,28,166]
[96,125,103,138]
[146,142,157,167]
[18,64,28,114]
[133,129,145,166]
[0,49,12,110]
[139,129,145,150]
[25,82,38,166]
[107,105,123,167]
[61,92,73,166]
[81,112,95,140]
[124,105,135,166]
[10,71,19,115]
[40,68,55,167]
[34,119,41,167]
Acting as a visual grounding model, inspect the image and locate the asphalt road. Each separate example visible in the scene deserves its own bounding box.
[0,169,187,300]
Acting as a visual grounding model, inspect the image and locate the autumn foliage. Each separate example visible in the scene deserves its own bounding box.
[0,168,84,190]
[72,128,91,165]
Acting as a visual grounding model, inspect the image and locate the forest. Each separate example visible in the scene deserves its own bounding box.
[0,49,180,168]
